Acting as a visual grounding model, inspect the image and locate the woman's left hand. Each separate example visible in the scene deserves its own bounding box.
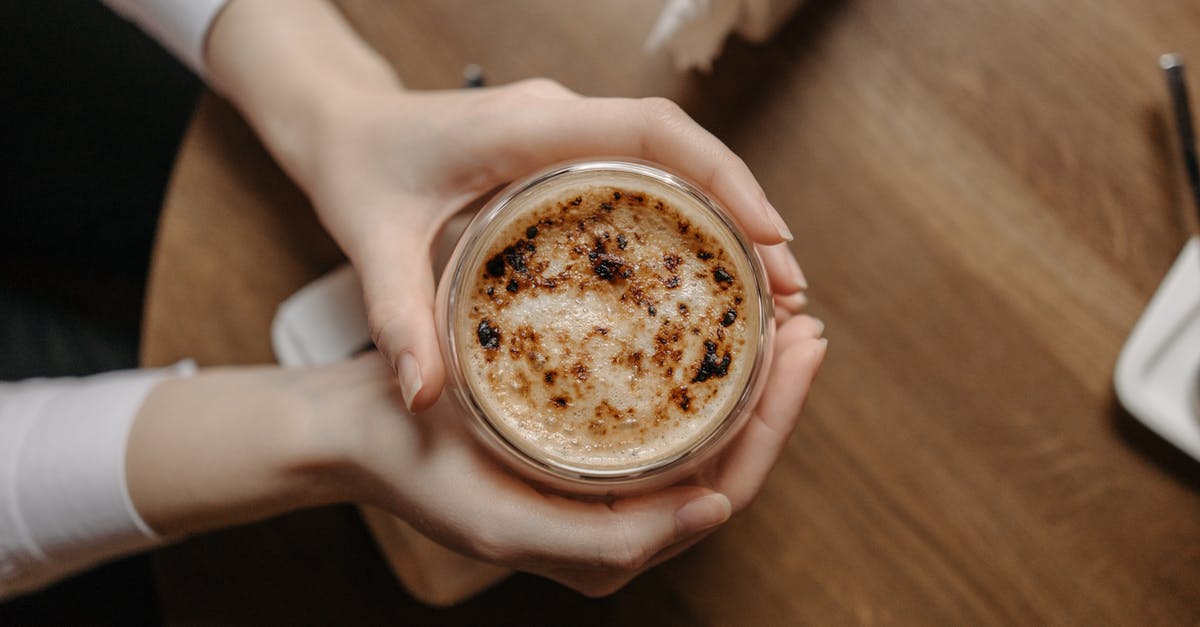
[292,80,809,415]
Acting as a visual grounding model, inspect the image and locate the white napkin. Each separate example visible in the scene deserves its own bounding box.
[646,0,803,71]
[271,264,369,368]
[1114,236,1200,462]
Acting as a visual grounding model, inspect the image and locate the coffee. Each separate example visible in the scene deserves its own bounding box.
[448,164,764,477]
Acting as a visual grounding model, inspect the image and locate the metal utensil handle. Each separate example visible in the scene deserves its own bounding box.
[1161,53,1200,229]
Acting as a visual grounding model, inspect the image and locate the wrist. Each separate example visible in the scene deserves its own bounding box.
[127,367,353,537]
[291,356,429,515]
[282,357,425,507]
[205,0,403,193]
[277,365,373,507]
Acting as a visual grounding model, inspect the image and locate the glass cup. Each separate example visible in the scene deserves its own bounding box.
[435,158,775,495]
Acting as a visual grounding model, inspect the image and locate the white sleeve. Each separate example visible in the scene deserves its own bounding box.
[0,362,196,601]
[100,0,231,76]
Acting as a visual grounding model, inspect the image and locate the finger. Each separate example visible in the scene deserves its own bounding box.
[630,98,792,245]
[715,329,827,508]
[357,230,446,413]
[491,486,730,574]
[774,291,808,320]
[777,313,824,344]
[640,527,714,573]
[549,519,717,597]
[756,243,807,295]
[477,96,791,245]
[756,345,826,430]
[544,568,641,598]
[507,77,581,100]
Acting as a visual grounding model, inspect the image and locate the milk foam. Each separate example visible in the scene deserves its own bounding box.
[455,178,760,472]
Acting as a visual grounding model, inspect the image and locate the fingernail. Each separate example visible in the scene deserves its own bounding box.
[763,198,793,242]
[397,352,422,412]
[675,493,732,533]
[786,252,808,290]
[811,316,825,338]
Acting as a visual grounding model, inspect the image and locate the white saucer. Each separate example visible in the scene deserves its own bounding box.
[271,264,369,368]
[1114,236,1200,462]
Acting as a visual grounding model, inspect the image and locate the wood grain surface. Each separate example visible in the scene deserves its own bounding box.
[141,0,1200,624]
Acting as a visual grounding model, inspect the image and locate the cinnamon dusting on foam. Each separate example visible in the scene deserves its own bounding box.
[457,186,756,470]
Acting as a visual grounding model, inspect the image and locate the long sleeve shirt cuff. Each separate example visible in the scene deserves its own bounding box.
[0,361,196,600]
[101,0,231,76]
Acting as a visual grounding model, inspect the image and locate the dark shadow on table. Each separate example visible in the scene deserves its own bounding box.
[154,504,702,627]
[1139,106,1197,293]
[1144,107,1193,237]
[1111,395,1200,493]
[674,0,851,141]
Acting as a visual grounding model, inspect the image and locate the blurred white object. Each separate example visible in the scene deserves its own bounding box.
[1114,236,1200,462]
[272,261,510,605]
[271,265,369,367]
[646,0,802,71]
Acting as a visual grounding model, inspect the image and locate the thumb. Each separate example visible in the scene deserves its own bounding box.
[359,232,445,413]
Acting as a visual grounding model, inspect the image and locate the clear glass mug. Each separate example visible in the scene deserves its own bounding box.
[434,159,775,496]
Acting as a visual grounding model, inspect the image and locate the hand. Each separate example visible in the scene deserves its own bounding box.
[206,0,808,413]
[338,312,826,596]
[300,80,808,413]
[126,314,823,597]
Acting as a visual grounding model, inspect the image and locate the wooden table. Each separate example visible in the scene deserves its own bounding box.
[142,1,1200,624]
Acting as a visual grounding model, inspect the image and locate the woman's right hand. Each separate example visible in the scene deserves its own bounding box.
[208,0,811,417]
[277,80,810,416]
[332,312,825,596]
